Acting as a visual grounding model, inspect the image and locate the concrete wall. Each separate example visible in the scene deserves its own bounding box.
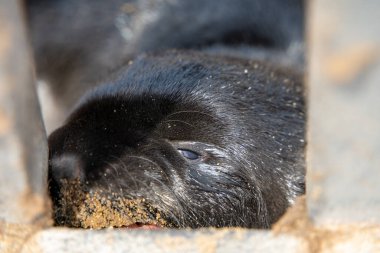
[0,0,49,226]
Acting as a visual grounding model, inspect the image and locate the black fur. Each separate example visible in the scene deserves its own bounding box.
[27,0,306,228]
[48,51,305,228]
[26,0,304,110]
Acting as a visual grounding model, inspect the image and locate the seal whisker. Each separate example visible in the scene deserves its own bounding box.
[104,161,126,191]
[108,156,147,190]
[118,154,190,226]
[141,173,190,227]
[166,110,219,121]
[161,119,196,128]
[122,155,161,170]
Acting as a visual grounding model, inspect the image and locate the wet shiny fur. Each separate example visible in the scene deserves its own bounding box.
[48,51,305,228]
[27,0,306,228]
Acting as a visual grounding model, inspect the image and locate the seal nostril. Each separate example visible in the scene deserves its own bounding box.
[49,154,84,182]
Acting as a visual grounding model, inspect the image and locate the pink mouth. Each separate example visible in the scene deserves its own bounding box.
[124,223,161,230]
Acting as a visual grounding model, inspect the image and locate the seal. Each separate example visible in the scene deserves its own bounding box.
[48,50,305,229]
[26,0,304,133]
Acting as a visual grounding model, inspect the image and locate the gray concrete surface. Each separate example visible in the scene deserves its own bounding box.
[0,0,49,225]
[22,228,307,253]
[307,0,380,225]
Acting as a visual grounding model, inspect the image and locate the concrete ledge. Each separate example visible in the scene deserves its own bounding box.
[2,222,379,253]
[23,228,307,253]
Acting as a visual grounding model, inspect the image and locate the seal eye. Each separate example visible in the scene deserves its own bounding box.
[178,149,200,160]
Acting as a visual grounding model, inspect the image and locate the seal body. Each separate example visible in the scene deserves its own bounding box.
[48,51,305,228]
[26,0,304,121]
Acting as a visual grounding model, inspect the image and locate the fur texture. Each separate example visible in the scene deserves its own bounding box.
[49,51,305,228]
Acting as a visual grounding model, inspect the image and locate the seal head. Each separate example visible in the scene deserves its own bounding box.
[48,51,305,229]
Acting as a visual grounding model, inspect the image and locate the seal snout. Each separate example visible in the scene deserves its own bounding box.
[49,154,85,183]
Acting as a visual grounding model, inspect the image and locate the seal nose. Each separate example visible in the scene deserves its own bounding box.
[49,154,85,182]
